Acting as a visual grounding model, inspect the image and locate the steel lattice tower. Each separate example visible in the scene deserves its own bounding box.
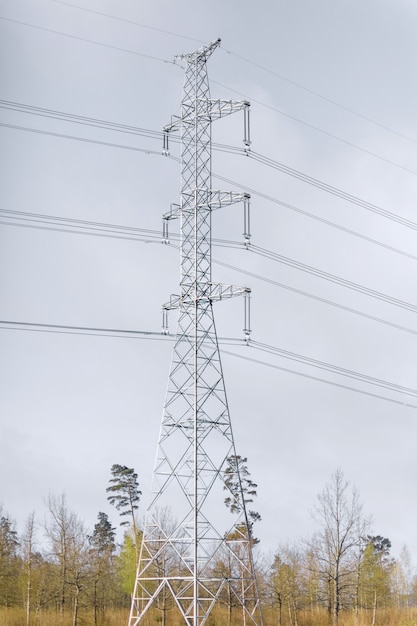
[129,39,263,626]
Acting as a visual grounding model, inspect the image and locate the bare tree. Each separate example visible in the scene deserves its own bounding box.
[45,494,73,620]
[309,469,365,626]
[391,544,413,609]
[148,507,180,626]
[45,494,89,626]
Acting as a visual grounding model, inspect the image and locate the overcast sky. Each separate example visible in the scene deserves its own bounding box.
[1,0,417,565]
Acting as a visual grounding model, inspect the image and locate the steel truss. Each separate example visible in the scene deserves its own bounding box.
[129,39,263,626]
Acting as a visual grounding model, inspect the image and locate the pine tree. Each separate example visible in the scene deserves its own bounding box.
[106,464,141,558]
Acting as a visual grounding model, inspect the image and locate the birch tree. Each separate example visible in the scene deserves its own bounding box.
[45,494,89,625]
[21,512,36,626]
[359,536,392,624]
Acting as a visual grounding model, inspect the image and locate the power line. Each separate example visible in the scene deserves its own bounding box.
[0,103,244,160]
[249,243,417,314]
[3,119,417,329]
[218,53,417,148]
[222,349,417,410]
[3,99,417,236]
[0,121,175,158]
[0,16,180,66]
[3,208,417,333]
[213,81,417,178]
[0,320,246,346]
[0,99,245,157]
[2,320,415,407]
[4,111,417,247]
[0,209,244,249]
[2,13,415,175]
[249,340,417,397]
[2,119,417,258]
[0,99,169,140]
[3,87,414,180]
[0,209,168,242]
[0,320,168,340]
[214,258,417,338]
[247,151,417,231]
[0,218,167,244]
[50,0,204,45]
[3,98,417,238]
[213,173,417,263]
[50,0,417,149]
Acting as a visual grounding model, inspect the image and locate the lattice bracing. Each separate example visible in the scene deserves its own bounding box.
[129,39,263,626]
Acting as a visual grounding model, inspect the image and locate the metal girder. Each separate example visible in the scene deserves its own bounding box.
[164,100,250,133]
[163,191,249,220]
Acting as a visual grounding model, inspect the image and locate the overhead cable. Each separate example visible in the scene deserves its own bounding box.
[2,320,416,407]
[3,99,416,236]
[222,350,417,410]
[0,321,247,347]
[0,209,243,249]
[213,258,417,338]
[248,340,417,397]
[50,0,417,148]
[213,79,417,176]
[2,94,415,179]
[221,50,417,148]
[0,99,244,156]
[3,208,417,333]
[247,151,417,230]
[1,12,415,172]
[51,0,204,44]
[0,121,174,158]
[0,16,180,66]
[213,173,417,263]
[249,243,417,314]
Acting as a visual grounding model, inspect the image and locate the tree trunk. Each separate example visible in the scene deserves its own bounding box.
[333,576,339,626]
[372,589,377,626]
[72,586,80,626]
[93,579,98,626]
[26,574,31,626]
[278,596,282,626]
[60,558,66,625]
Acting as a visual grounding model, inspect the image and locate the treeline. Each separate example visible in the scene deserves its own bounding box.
[1,468,416,626]
[0,465,141,626]
[0,496,132,626]
[264,470,417,626]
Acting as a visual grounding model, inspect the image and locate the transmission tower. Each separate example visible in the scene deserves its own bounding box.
[129,39,263,626]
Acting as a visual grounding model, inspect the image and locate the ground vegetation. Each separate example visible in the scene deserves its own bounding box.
[0,470,416,626]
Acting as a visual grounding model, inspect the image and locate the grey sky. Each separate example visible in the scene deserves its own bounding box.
[1,0,417,563]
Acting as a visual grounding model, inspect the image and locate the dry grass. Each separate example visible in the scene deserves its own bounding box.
[1,607,416,626]
[0,607,130,626]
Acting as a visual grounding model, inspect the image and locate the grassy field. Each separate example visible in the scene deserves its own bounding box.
[1,607,417,626]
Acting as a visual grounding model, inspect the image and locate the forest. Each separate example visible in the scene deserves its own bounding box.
[1,466,416,626]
